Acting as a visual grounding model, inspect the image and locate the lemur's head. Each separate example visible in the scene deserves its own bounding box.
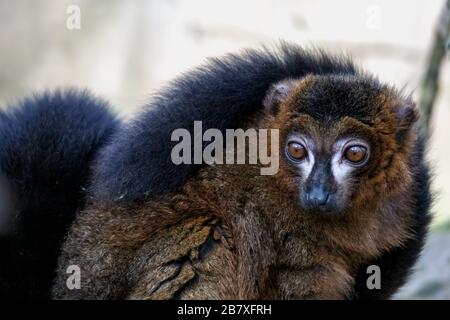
[262,74,419,214]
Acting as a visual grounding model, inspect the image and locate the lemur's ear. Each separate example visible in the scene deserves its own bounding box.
[394,102,419,142]
[263,79,299,115]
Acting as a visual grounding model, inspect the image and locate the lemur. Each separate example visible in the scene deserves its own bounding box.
[0,43,431,299]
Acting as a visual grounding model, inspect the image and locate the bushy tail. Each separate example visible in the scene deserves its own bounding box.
[0,89,119,299]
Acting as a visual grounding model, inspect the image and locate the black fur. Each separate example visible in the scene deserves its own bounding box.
[291,74,388,124]
[0,89,119,299]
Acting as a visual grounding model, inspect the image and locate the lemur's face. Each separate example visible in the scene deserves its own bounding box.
[283,121,372,213]
[263,74,417,214]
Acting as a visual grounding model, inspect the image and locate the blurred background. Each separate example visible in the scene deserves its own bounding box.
[0,0,448,299]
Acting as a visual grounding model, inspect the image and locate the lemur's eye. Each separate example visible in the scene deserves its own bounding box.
[344,145,367,164]
[287,142,307,161]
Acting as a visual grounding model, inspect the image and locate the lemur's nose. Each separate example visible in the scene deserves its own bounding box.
[305,187,331,211]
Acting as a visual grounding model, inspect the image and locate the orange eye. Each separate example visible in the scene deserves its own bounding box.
[344,145,367,164]
[287,142,307,161]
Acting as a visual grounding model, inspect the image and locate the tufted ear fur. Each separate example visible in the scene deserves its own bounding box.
[394,102,419,143]
[263,79,301,115]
